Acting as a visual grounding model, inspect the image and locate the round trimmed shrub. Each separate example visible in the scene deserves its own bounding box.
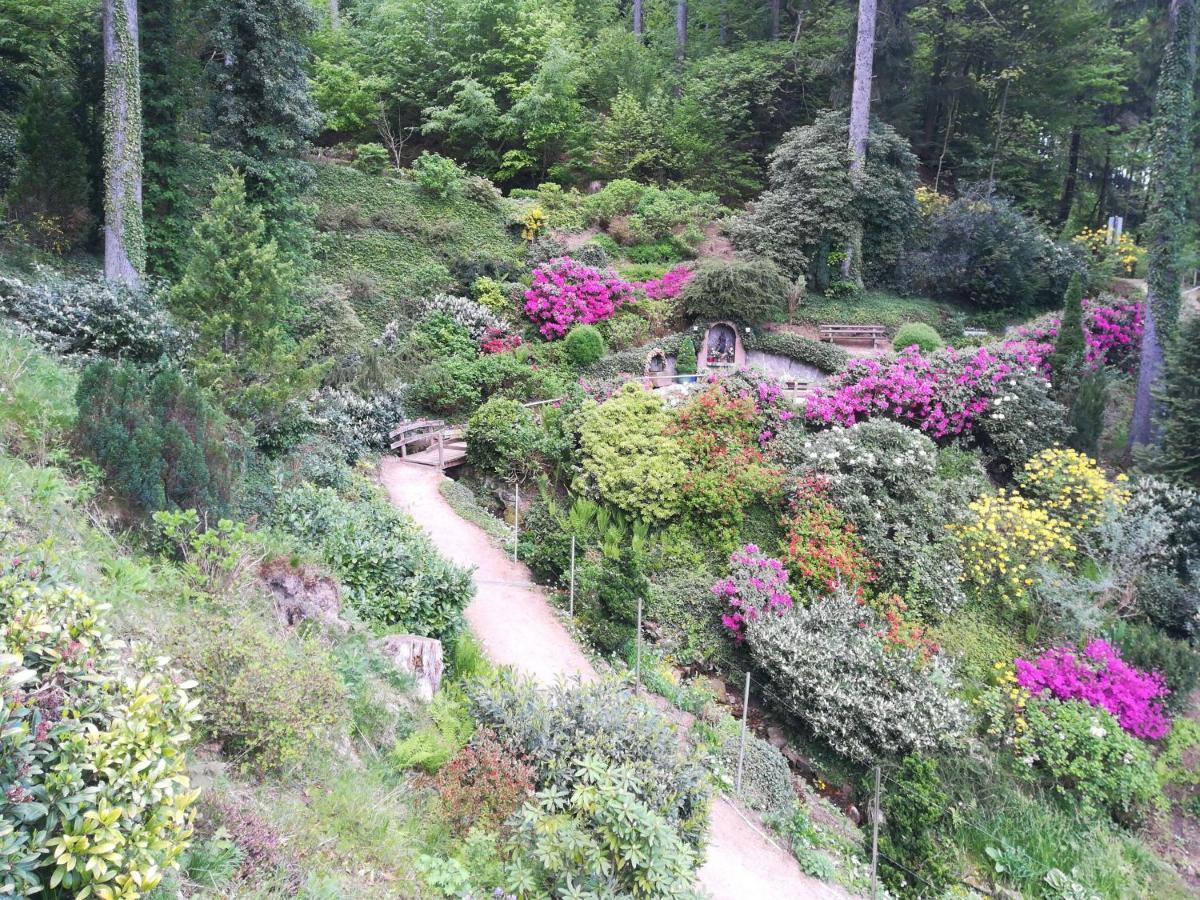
[564,324,607,366]
[892,322,943,353]
[466,396,544,479]
[680,258,790,324]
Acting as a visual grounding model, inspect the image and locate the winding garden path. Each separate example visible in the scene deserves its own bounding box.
[379,457,850,900]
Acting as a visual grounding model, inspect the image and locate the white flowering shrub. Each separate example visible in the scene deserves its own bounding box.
[973,374,1067,476]
[0,269,185,362]
[309,385,408,461]
[789,421,985,616]
[746,591,969,763]
[413,293,508,341]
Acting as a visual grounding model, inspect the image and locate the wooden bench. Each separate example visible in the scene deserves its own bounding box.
[389,419,467,469]
[819,323,888,349]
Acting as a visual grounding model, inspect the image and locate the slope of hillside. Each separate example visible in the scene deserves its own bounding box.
[310,163,524,331]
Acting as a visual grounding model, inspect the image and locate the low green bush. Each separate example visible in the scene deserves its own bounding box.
[466,396,545,480]
[892,322,943,353]
[167,612,347,775]
[564,323,607,366]
[874,755,953,898]
[273,479,473,637]
[712,717,795,816]
[75,359,246,516]
[680,258,790,325]
[411,152,465,199]
[1,564,199,896]
[470,674,712,848]
[577,548,650,654]
[742,328,848,374]
[1017,698,1161,823]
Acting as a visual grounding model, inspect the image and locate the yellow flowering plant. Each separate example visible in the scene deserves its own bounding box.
[1015,447,1130,529]
[1072,226,1145,277]
[947,489,1076,611]
[522,205,547,242]
[974,662,1031,746]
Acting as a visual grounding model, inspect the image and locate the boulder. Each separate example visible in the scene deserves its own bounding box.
[373,634,445,702]
[259,559,348,633]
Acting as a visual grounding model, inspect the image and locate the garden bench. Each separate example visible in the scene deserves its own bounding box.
[819,323,887,349]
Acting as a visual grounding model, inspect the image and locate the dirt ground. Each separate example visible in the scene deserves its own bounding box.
[378,457,849,900]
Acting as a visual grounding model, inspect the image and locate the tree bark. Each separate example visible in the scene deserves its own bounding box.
[769,0,782,39]
[842,0,877,281]
[102,0,145,286]
[633,0,643,37]
[1056,124,1082,226]
[674,1,687,97]
[1130,0,1198,449]
[330,0,339,30]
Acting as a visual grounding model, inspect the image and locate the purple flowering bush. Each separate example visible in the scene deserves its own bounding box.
[631,265,694,300]
[1015,639,1170,740]
[805,344,1048,440]
[523,256,635,339]
[715,544,793,640]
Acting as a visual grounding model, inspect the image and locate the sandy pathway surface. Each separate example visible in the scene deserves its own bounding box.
[379,458,851,900]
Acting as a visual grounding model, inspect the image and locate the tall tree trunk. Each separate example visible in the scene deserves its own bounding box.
[103,0,145,286]
[633,0,643,38]
[720,2,730,45]
[330,0,339,30]
[769,0,782,39]
[1056,124,1082,226]
[842,0,877,281]
[1131,0,1198,449]
[1093,146,1111,226]
[674,1,687,97]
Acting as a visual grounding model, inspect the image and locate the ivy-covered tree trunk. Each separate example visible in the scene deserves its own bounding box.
[842,0,877,282]
[674,0,687,96]
[1131,0,1197,449]
[633,0,643,37]
[329,0,339,30]
[769,0,782,39]
[102,0,145,286]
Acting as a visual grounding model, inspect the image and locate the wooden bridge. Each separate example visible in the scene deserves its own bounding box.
[389,419,467,469]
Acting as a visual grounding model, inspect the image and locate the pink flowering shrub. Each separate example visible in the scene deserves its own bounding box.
[480,327,523,354]
[709,369,796,448]
[632,265,694,300]
[805,344,1046,440]
[1014,639,1170,740]
[1009,299,1144,373]
[524,256,634,339]
[716,544,793,640]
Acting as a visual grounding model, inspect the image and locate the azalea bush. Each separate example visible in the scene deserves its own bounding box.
[779,484,876,597]
[1015,447,1129,528]
[632,265,694,300]
[949,490,1076,611]
[746,591,968,763]
[1012,298,1144,374]
[523,256,635,339]
[715,544,793,640]
[1,560,200,898]
[1014,640,1171,740]
[805,344,1050,442]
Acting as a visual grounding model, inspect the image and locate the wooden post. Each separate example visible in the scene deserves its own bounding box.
[437,431,444,469]
[735,672,751,795]
[635,596,643,695]
[569,534,576,615]
[870,765,881,898]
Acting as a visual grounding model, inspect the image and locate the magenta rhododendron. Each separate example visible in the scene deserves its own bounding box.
[805,344,1046,439]
[632,265,693,300]
[716,544,793,640]
[1011,299,1144,373]
[524,256,634,339]
[1015,639,1170,740]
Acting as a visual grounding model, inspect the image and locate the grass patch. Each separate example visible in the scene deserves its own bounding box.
[309,164,523,331]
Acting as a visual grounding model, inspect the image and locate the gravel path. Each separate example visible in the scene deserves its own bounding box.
[379,457,851,900]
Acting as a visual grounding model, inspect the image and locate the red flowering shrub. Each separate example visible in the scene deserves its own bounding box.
[668,383,783,529]
[779,483,876,596]
[429,729,535,835]
[480,327,523,354]
[873,594,939,661]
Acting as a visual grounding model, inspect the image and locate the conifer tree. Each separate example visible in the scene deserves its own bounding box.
[1160,313,1200,483]
[1050,272,1085,385]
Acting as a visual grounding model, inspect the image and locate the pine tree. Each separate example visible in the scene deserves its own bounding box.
[174,170,293,354]
[1050,272,1086,385]
[1160,313,1200,483]
[1070,369,1108,456]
